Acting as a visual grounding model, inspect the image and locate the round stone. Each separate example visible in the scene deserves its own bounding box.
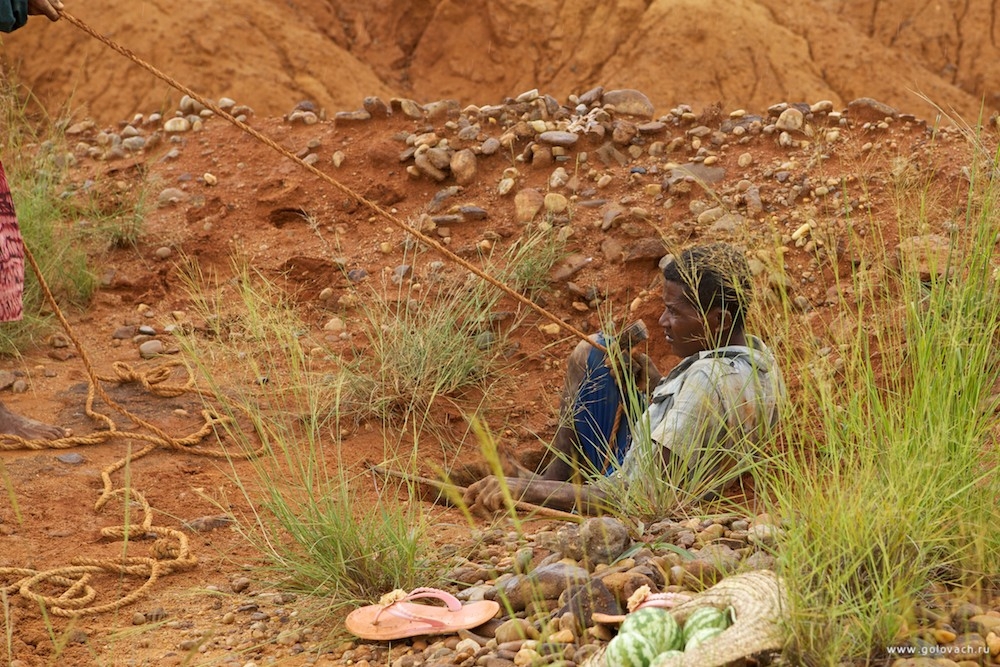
[544,193,568,213]
[138,340,165,358]
[538,131,579,147]
[163,117,191,133]
[775,108,804,132]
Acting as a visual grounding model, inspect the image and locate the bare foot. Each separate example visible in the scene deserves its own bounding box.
[0,402,67,440]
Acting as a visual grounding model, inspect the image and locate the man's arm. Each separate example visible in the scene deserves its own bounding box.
[463,474,613,515]
[2,0,61,32]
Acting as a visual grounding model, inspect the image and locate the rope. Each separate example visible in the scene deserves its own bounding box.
[0,244,266,616]
[56,9,606,355]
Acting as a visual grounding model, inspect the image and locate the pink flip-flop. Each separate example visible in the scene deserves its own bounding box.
[345,587,500,641]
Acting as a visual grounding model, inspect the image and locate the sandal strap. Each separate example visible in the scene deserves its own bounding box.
[400,587,463,610]
[373,587,463,627]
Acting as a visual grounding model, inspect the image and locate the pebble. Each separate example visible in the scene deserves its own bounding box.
[451,149,478,185]
[538,131,579,147]
[361,96,391,117]
[231,577,251,594]
[544,193,568,214]
[391,265,413,285]
[515,189,545,222]
[324,317,346,333]
[139,340,165,358]
[163,117,191,133]
[122,136,146,152]
[157,188,187,207]
[539,323,562,337]
[775,108,804,132]
[146,607,168,622]
[56,453,84,465]
[747,523,783,547]
[601,89,655,118]
[155,246,173,259]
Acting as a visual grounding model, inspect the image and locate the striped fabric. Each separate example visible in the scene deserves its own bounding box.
[0,159,25,322]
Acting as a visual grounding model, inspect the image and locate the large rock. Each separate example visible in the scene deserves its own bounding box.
[579,517,630,566]
[495,562,591,611]
[893,234,956,282]
[555,577,621,633]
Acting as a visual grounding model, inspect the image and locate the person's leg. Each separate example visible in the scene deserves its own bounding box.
[542,334,633,480]
[0,401,65,439]
[0,161,67,441]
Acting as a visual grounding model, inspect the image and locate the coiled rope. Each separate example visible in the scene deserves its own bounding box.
[0,247,265,616]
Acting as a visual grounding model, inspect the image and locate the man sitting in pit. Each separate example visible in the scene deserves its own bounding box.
[464,242,784,514]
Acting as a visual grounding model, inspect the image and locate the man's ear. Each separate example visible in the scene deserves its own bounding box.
[706,306,731,339]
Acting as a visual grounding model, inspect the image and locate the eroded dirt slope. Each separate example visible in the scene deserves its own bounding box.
[1,0,996,124]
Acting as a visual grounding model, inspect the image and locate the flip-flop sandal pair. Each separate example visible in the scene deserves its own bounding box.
[345,587,500,641]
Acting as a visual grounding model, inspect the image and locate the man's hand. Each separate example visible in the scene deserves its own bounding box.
[27,0,64,21]
[605,349,661,393]
[462,476,527,516]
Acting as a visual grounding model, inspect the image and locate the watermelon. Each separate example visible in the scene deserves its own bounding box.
[648,650,685,667]
[680,606,729,646]
[683,625,725,651]
[605,631,659,667]
[619,608,683,654]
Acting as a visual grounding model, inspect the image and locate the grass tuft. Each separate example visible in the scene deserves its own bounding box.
[759,120,1000,663]
[177,258,441,615]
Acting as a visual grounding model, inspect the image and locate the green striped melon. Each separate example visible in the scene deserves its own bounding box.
[648,649,685,667]
[619,608,683,654]
[605,631,658,667]
[683,625,725,651]
[680,606,730,646]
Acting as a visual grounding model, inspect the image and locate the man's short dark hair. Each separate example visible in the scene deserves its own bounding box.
[662,243,752,329]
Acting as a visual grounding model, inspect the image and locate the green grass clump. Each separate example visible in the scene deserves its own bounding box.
[506,223,567,300]
[344,226,563,428]
[177,259,440,611]
[761,124,1000,663]
[344,274,501,425]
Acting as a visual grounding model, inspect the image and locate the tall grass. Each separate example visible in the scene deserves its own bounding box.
[177,258,439,610]
[760,124,1000,663]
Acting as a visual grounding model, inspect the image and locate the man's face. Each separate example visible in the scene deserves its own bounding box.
[658,281,716,358]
